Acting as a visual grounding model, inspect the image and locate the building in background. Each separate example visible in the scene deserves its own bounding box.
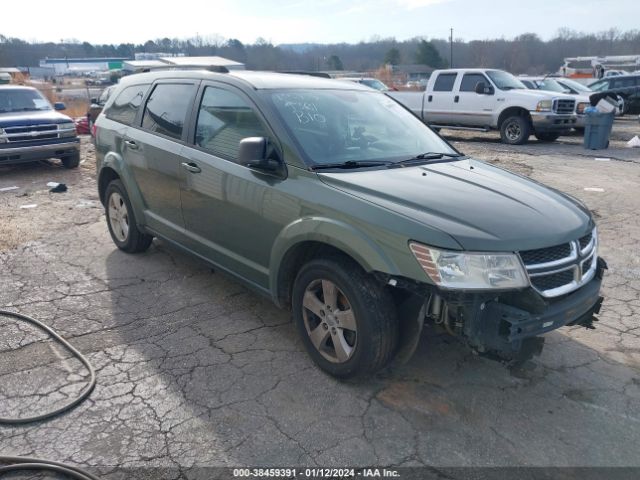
[39,57,129,75]
[123,56,245,73]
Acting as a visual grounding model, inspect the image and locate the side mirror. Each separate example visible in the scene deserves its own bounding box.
[238,137,285,176]
[54,102,66,111]
[475,82,494,95]
[90,97,98,104]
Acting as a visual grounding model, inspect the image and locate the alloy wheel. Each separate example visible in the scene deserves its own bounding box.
[302,279,358,363]
[108,192,130,242]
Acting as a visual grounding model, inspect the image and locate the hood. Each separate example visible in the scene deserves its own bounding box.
[507,88,577,102]
[0,110,73,128]
[318,158,593,252]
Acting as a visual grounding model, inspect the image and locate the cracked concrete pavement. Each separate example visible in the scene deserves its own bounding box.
[0,121,639,478]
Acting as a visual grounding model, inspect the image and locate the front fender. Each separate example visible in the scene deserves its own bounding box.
[269,216,402,303]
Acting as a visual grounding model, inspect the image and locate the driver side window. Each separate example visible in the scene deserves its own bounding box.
[195,87,268,163]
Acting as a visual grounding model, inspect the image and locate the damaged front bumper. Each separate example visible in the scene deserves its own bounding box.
[386,257,607,364]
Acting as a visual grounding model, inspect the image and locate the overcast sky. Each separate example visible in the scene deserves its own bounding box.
[5,0,638,45]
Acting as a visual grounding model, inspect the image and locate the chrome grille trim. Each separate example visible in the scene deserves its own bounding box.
[553,98,576,115]
[519,228,597,298]
[1,124,70,143]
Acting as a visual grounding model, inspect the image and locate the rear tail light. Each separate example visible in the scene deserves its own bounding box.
[91,123,97,137]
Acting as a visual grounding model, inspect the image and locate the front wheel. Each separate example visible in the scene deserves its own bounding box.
[61,151,80,169]
[534,132,560,142]
[105,179,153,253]
[500,116,531,145]
[292,257,398,378]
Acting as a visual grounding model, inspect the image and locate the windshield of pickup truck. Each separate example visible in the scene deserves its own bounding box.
[268,89,457,166]
[0,88,51,113]
[486,71,526,90]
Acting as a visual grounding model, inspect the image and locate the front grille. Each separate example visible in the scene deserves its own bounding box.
[520,243,572,266]
[554,99,576,115]
[4,124,59,143]
[531,269,575,291]
[519,229,597,298]
[579,232,592,250]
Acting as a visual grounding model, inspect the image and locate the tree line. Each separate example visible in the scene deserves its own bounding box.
[1,28,639,74]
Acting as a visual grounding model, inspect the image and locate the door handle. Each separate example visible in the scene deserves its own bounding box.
[427,95,433,102]
[124,140,138,150]
[181,162,201,174]
[454,95,459,103]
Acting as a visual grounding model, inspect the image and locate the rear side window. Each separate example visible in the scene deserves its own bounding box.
[460,73,488,92]
[105,84,149,125]
[142,83,196,140]
[611,77,637,88]
[433,73,457,92]
[194,86,267,162]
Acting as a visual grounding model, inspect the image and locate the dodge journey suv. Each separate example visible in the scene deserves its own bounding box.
[95,70,606,378]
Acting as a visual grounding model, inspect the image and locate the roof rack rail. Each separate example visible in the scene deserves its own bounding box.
[140,65,229,73]
[279,71,332,79]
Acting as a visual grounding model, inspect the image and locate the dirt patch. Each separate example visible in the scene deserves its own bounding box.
[0,138,102,251]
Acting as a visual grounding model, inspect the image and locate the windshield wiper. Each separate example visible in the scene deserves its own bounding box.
[390,152,463,168]
[310,160,392,171]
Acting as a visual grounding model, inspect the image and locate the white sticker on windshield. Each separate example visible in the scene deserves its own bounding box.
[33,99,49,109]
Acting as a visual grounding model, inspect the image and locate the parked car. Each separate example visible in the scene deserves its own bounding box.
[338,77,391,92]
[519,76,591,130]
[88,84,117,128]
[588,75,640,115]
[95,70,605,378]
[0,85,80,168]
[388,69,578,144]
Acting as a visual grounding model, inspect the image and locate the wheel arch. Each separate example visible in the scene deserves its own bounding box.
[497,106,532,129]
[270,218,402,309]
[97,152,146,228]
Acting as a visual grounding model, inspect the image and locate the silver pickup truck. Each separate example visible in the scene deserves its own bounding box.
[389,68,578,144]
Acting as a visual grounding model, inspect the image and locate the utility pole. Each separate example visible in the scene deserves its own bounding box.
[450,28,453,68]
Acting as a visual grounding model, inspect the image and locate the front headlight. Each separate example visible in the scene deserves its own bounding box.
[58,122,76,137]
[409,242,529,290]
[536,100,553,112]
[576,102,589,114]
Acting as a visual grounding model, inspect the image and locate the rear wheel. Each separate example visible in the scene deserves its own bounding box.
[500,115,531,145]
[534,132,560,142]
[105,180,153,253]
[61,151,80,169]
[292,257,398,378]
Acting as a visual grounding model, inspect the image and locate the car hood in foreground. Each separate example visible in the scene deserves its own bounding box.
[318,158,593,252]
[0,110,73,128]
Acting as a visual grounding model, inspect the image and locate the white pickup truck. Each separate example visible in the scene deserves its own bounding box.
[389,68,578,144]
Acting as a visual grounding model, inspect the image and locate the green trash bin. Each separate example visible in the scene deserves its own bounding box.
[583,111,615,150]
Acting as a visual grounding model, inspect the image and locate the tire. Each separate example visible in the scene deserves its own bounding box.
[500,115,531,145]
[104,179,153,253]
[534,132,560,142]
[61,151,80,169]
[292,256,398,378]
[574,127,585,135]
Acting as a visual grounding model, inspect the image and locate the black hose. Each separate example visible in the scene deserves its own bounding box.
[0,309,96,425]
[0,456,100,479]
[0,310,100,477]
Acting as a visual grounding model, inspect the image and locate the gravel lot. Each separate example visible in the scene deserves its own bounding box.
[1,120,639,478]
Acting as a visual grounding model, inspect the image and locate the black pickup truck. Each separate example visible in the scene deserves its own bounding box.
[0,85,80,168]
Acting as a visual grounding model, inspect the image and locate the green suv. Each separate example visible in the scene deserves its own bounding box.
[95,69,606,378]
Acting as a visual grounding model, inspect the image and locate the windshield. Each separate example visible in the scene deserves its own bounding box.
[559,79,592,93]
[360,79,389,91]
[534,79,569,93]
[486,71,526,90]
[0,88,51,113]
[268,89,457,167]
